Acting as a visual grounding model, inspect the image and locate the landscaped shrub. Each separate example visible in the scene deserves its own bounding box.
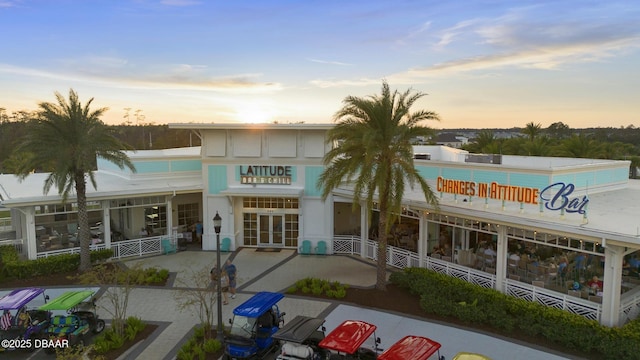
[288,277,349,299]
[390,267,640,360]
[177,324,222,360]
[93,316,146,355]
[1,248,115,280]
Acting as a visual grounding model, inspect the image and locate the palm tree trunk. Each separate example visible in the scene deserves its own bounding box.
[376,210,388,291]
[75,172,91,272]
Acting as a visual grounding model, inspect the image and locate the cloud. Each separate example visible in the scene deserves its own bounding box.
[307,58,353,66]
[402,35,640,78]
[0,62,282,94]
[309,78,381,88]
[0,1,18,8]
[160,0,200,6]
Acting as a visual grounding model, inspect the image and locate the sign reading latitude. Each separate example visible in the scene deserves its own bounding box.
[239,165,292,185]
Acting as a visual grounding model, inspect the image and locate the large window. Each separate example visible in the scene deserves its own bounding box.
[35,202,103,252]
[177,203,199,228]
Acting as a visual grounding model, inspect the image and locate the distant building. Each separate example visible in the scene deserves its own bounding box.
[435,133,468,148]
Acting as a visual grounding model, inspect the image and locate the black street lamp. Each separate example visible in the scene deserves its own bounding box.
[213,211,223,342]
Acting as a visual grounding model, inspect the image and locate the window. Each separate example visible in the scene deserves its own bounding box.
[178,203,200,228]
[244,213,258,246]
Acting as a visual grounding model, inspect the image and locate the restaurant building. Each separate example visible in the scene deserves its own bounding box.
[1,123,639,327]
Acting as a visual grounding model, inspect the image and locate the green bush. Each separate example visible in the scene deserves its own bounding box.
[203,338,222,353]
[178,325,222,360]
[93,316,146,354]
[390,267,640,360]
[1,248,114,280]
[292,277,349,298]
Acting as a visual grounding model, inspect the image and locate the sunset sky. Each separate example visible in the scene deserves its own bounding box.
[1,0,638,129]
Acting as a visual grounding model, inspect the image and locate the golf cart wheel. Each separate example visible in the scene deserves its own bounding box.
[93,319,106,334]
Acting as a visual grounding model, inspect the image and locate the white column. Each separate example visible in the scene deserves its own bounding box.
[601,243,623,327]
[24,207,37,260]
[495,225,508,292]
[166,196,173,237]
[418,213,426,268]
[102,201,111,248]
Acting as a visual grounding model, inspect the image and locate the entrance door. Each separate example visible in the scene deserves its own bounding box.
[258,214,284,246]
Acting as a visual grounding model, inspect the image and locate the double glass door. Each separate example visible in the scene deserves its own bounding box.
[258,214,283,246]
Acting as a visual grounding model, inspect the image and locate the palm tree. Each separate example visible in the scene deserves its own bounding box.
[553,134,604,159]
[522,122,542,142]
[13,89,135,271]
[318,81,440,291]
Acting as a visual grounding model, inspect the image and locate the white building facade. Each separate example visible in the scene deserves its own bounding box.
[2,123,640,328]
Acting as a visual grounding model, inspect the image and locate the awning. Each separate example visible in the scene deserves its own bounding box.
[220,186,304,197]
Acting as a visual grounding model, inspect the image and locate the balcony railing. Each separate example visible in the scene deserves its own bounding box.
[332,235,601,322]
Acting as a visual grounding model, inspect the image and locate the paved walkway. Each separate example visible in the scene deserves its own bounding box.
[116,248,581,360]
[1,248,582,359]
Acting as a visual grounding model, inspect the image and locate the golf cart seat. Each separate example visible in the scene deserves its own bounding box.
[281,342,313,359]
[49,315,80,334]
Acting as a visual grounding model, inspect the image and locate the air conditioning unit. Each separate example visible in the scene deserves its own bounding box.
[465,154,501,164]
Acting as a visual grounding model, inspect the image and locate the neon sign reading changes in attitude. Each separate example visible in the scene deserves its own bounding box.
[436,176,588,214]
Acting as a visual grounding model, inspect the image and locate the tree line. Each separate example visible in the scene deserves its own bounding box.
[0,107,201,174]
[460,122,640,178]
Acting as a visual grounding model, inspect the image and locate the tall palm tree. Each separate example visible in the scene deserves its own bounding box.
[522,122,542,142]
[14,89,135,271]
[318,81,440,291]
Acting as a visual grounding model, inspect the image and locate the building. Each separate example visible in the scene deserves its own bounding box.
[1,123,640,327]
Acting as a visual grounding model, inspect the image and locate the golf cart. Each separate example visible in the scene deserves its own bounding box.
[273,315,329,360]
[0,287,51,352]
[224,291,286,359]
[39,290,105,353]
[377,335,445,360]
[318,320,382,359]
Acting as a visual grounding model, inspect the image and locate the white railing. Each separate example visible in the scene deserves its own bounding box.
[332,236,602,322]
[36,235,172,260]
[0,218,11,232]
[619,287,640,324]
[0,238,24,255]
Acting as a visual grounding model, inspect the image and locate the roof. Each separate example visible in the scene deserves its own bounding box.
[169,123,334,131]
[125,146,201,159]
[232,291,284,317]
[318,320,377,354]
[0,170,202,206]
[0,288,45,310]
[39,290,94,311]
[378,336,442,360]
[273,315,325,343]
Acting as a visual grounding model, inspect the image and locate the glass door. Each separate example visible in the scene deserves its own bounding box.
[258,214,284,246]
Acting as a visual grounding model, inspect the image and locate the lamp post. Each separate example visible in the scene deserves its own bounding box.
[213,211,223,342]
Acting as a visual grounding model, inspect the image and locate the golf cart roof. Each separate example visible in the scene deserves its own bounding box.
[273,315,325,343]
[0,288,46,310]
[233,291,284,317]
[39,290,94,311]
[378,335,442,360]
[318,320,377,354]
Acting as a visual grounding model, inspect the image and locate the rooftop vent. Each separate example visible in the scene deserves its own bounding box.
[465,154,502,164]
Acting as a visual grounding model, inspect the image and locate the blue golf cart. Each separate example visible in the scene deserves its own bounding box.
[224,291,286,359]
